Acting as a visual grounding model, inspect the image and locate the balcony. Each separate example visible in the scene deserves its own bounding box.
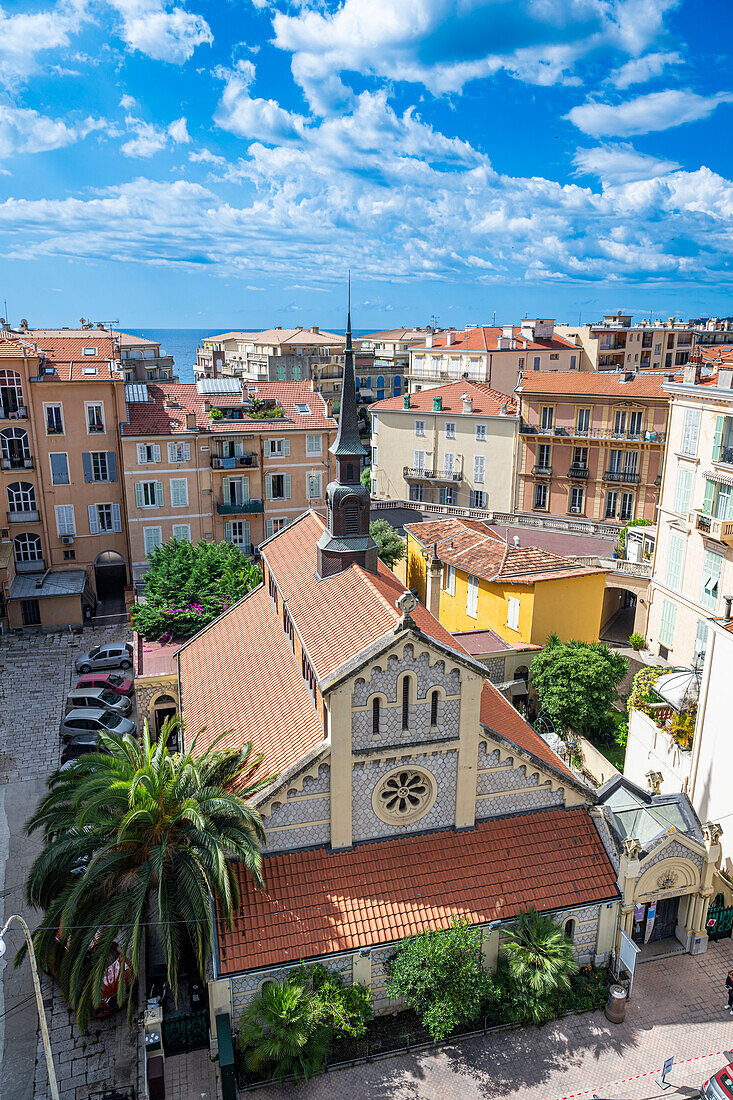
[7,508,39,523]
[0,407,28,421]
[211,454,259,470]
[403,466,462,483]
[719,446,733,466]
[15,558,45,574]
[603,470,640,484]
[520,423,664,443]
[217,499,264,515]
[693,510,733,545]
[225,541,254,556]
[568,464,589,479]
[1,456,33,471]
[531,464,553,477]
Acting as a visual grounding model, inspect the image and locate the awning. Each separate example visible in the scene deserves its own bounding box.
[654,668,701,711]
[8,569,87,601]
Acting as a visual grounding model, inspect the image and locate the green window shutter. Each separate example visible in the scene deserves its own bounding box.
[284,473,291,499]
[263,441,270,457]
[702,479,716,516]
[242,476,250,502]
[283,440,290,457]
[659,599,676,647]
[713,415,725,461]
[225,521,232,541]
[266,518,274,538]
[715,483,733,520]
[265,474,272,500]
[134,482,143,508]
[665,535,684,589]
[674,467,692,514]
[156,481,164,506]
[243,520,251,548]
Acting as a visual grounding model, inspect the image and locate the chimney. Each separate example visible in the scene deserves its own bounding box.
[500,401,508,416]
[203,400,211,412]
[425,333,433,348]
[311,326,319,333]
[719,368,733,390]
[723,595,733,620]
[425,544,443,617]
[513,535,521,548]
[432,396,442,412]
[683,362,702,385]
[461,393,473,414]
[403,394,411,410]
[185,412,197,431]
[446,330,454,347]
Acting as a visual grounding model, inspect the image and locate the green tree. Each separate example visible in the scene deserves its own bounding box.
[22,721,269,1030]
[386,916,496,1040]
[131,537,261,640]
[238,980,329,1081]
[501,908,577,1024]
[529,634,627,735]
[360,465,372,489]
[369,519,406,568]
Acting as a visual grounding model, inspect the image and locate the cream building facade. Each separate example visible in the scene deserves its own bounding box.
[557,313,696,373]
[370,381,519,513]
[646,364,733,665]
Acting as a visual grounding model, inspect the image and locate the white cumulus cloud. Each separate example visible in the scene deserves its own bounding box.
[0,104,105,157]
[110,0,212,63]
[609,50,683,89]
[565,89,733,137]
[573,143,680,183]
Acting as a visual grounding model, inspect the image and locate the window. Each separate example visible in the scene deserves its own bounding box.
[445,422,456,439]
[443,452,455,474]
[63,549,75,560]
[82,346,97,356]
[266,438,289,457]
[674,466,693,514]
[681,408,701,455]
[276,365,285,380]
[533,356,541,370]
[88,503,117,533]
[7,481,36,513]
[372,413,379,434]
[135,481,163,508]
[266,473,291,500]
[570,355,577,369]
[14,532,42,562]
[605,490,618,518]
[170,478,188,507]
[373,767,434,825]
[137,443,160,464]
[294,403,311,414]
[307,471,322,500]
[55,505,75,537]
[613,410,627,436]
[49,453,69,485]
[572,446,588,469]
[569,486,584,512]
[665,534,684,589]
[470,490,487,509]
[83,451,116,482]
[414,419,426,436]
[143,527,163,557]
[694,618,709,664]
[467,574,479,618]
[167,441,191,463]
[172,524,191,541]
[507,596,520,631]
[473,455,486,484]
[659,598,677,648]
[402,678,410,730]
[443,564,455,595]
[537,443,551,469]
[306,433,322,455]
[534,483,548,510]
[45,404,63,434]
[576,408,590,434]
[413,449,426,472]
[409,483,424,502]
[475,424,487,441]
[371,445,378,466]
[540,406,554,430]
[439,486,457,505]
[564,919,576,940]
[84,402,105,434]
[225,519,251,549]
[372,697,381,735]
[715,483,733,520]
[430,689,439,727]
[701,549,723,610]
[549,353,559,361]
[620,492,634,521]
[608,449,623,473]
[628,410,643,438]
[265,518,287,538]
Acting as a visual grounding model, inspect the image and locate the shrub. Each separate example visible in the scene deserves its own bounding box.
[369,520,406,568]
[385,916,497,1041]
[501,908,578,1025]
[670,707,696,750]
[304,964,372,1039]
[628,632,646,651]
[209,407,223,420]
[626,667,661,717]
[360,466,372,489]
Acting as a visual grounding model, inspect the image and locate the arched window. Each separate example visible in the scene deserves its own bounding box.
[0,427,30,469]
[0,369,24,417]
[7,481,36,514]
[14,532,42,562]
[714,892,725,909]
[402,677,410,730]
[564,918,576,941]
[345,503,359,535]
[430,689,439,727]
[372,697,380,735]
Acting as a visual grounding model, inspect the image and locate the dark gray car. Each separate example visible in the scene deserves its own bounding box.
[60,708,136,742]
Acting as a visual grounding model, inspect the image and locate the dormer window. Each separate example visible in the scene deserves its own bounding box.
[295,403,311,414]
[83,347,98,356]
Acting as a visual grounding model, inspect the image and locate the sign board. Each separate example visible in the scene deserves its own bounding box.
[617,930,641,998]
[662,1057,674,1077]
[657,1056,674,1089]
[644,901,657,944]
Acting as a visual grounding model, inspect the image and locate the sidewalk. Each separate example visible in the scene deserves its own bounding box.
[244,938,733,1100]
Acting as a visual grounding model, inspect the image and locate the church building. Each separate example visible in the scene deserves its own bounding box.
[173,304,723,1032]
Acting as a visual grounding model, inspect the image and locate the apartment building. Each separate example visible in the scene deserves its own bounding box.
[195,327,347,404]
[407,320,579,396]
[557,312,696,372]
[120,378,336,580]
[515,372,670,524]
[370,382,519,513]
[0,334,130,630]
[355,327,438,403]
[646,364,733,666]
[13,323,177,383]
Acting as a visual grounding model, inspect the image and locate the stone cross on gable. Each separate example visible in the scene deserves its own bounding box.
[395,589,419,627]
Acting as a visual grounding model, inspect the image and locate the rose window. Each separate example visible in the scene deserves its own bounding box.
[372,767,436,825]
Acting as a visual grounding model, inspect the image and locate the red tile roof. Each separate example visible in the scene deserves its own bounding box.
[410,326,576,353]
[517,371,673,398]
[372,380,516,416]
[694,345,733,366]
[217,806,616,973]
[178,586,325,783]
[122,381,336,436]
[451,628,513,654]
[0,337,37,358]
[479,681,573,778]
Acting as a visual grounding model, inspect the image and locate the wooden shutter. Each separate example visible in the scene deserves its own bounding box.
[713,415,725,461]
[266,518,274,538]
[155,481,164,506]
[82,452,93,482]
[702,479,716,516]
[111,503,122,532]
[665,535,684,589]
[284,474,291,499]
[265,475,272,500]
[263,441,270,457]
[660,599,676,647]
[674,467,692,514]
[168,442,176,462]
[106,452,117,481]
[134,482,144,508]
[137,443,146,463]
[88,504,99,534]
[56,505,75,536]
[282,440,290,457]
[154,444,161,462]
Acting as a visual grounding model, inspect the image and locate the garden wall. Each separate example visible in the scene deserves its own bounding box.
[623,707,691,794]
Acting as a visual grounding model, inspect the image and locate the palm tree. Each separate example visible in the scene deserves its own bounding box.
[22,720,270,1030]
[501,907,577,1023]
[239,980,329,1081]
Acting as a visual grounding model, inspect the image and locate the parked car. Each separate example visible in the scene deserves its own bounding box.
[60,708,136,742]
[60,735,112,767]
[50,931,133,1019]
[74,642,133,674]
[75,672,133,696]
[701,1064,733,1100]
[65,688,132,717]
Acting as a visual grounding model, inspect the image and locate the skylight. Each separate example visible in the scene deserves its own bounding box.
[83,347,98,356]
[295,403,311,414]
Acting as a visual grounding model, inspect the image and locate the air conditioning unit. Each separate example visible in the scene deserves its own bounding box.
[569,506,582,514]
[61,535,75,545]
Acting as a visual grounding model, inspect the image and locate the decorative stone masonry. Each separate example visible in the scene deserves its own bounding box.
[352,696,460,750]
[260,763,331,852]
[352,646,461,705]
[229,954,354,1014]
[352,750,458,842]
[552,905,601,965]
[476,761,546,794]
[642,839,704,875]
[476,787,564,819]
[483,656,506,683]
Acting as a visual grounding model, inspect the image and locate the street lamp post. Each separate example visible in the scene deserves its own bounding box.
[0,914,61,1100]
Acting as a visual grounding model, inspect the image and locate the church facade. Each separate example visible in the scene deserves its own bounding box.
[172,307,723,1034]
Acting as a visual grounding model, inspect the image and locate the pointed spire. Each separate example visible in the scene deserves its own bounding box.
[330,273,366,459]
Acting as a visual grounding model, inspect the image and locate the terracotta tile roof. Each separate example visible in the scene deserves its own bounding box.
[406,518,603,586]
[178,586,325,783]
[451,629,513,654]
[479,681,573,778]
[217,806,616,973]
[204,328,343,348]
[517,371,673,399]
[122,381,336,437]
[372,380,517,416]
[0,337,35,358]
[410,326,576,353]
[694,345,733,365]
[263,512,467,682]
[28,327,157,347]
[359,327,436,342]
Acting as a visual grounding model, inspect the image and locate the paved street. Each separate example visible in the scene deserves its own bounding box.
[247,938,733,1100]
[0,627,137,1100]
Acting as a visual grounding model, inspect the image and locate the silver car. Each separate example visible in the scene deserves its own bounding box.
[60,708,136,742]
[65,688,132,717]
[74,642,133,674]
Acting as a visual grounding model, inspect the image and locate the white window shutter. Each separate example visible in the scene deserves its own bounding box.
[168,442,176,463]
[263,441,270,457]
[137,443,146,463]
[283,440,290,457]
[265,475,272,500]
[225,521,232,541]
[88,504,99,535]
[135,482,144,508]
[154,445,161,462]
[112,503,121,532]
[284,473,291,499]
[156,481,164,506]
[266,518,274,538]
[182,442,191,461]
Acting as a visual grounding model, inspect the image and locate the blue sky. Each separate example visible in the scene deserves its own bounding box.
[1,0,732,328]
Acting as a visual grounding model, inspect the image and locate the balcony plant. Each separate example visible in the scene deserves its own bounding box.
[670,705,697,750]
[626,666,662,718]
[209,407,223,420]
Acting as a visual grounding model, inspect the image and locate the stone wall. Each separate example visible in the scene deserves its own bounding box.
[551,904,602,966]
[263,763,331,853]
[229,954,354,1015]
[475,743,564,819]
[642,838,704,875]
[352,750,458,842]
